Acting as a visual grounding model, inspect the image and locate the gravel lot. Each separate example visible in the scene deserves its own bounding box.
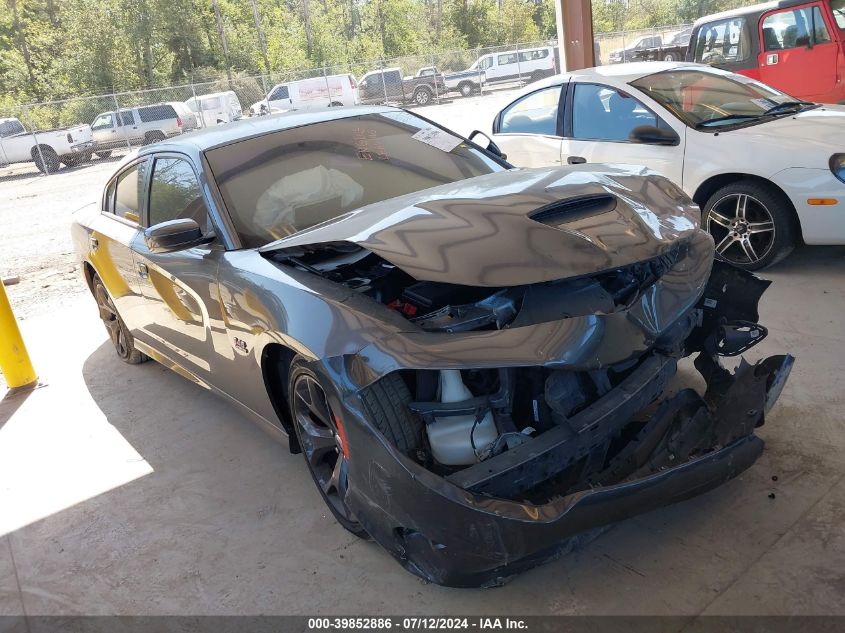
[0,91,517,320]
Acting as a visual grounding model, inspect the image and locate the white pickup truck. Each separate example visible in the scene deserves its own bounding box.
[0,117,95,173]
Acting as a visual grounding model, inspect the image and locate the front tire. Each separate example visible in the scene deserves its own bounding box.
[60,151,92,167]
[289,358,368,538]
[703,180,797,270]
[289,359,423,538]
[95,150,112,159]
[92,274,148,364]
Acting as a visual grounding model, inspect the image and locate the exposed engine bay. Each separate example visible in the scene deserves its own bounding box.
[271,240,686,333]
[270,241,793,504]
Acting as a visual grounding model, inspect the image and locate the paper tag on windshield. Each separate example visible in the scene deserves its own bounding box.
[412,127,462,153]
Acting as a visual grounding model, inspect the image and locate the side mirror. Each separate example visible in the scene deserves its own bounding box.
[144,219,209,253]
[468,130,508,160]
[629,125,680,146]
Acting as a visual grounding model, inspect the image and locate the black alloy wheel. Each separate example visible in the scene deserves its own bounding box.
[93,276,146,364]
[290,366,367,537]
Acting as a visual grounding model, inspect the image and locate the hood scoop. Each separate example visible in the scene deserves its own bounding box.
[529,194,617,227]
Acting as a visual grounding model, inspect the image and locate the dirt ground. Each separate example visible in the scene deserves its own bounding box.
[0,156,125,319]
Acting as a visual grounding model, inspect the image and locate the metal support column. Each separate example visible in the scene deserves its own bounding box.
[554,0,595,71]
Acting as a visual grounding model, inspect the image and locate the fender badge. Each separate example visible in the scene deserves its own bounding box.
[233,337,249,354]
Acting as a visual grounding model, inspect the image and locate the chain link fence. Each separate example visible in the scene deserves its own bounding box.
[595,23,693,65]
[0,28,692,182]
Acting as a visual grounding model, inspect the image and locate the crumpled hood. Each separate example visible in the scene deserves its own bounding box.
[260,165,701,287]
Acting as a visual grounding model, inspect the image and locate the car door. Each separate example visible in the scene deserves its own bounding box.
[492,83,566,167]
[88,159,149,334]
[91,113,117,148]
[561,82,685,188]
[131,152,222,384]
[757,3,839,99]
[268,84,292,111]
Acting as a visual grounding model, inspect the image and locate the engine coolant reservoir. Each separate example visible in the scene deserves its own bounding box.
[426,370,498,466]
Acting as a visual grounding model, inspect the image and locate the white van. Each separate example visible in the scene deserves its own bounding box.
[471,46,558,86]
[185,91,242,127]
[249,74,359,115]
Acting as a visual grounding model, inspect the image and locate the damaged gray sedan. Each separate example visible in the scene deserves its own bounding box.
[71,106,794,587]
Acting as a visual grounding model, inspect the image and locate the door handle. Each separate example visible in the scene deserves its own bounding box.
[137,263,148,279]
[766,53,779,65]
[567,156,587,165]
[89,236,99,251]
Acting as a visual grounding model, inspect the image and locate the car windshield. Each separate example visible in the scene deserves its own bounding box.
[204,111,504,248]
[630,69,816,129]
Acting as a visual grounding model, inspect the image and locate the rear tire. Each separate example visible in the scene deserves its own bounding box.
[92,274,148,364]
[459,81,475,97]
[143,131,166,145]
[663,52,677,62]
[413,86,433,105]
[95,151,112,159]
[703,180,798,270]
[32,146,60,174]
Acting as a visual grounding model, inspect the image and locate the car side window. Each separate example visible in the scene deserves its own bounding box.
[118,111,134,126]
[0,120,25,137]
[762,6,830,50]
[832,0,845,28]
[499,85,563,136]
[92,114,114,130]
[270,85,290,100]
[498,53,517,65]
[148,157,209,233]
[114,161,149,223]
[693,17,751,63]
[572,84,657,142]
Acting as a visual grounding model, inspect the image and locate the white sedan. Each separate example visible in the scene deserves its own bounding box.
[489,62,845,269]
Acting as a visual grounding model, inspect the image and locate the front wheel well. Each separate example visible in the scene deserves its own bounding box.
[261,343,300,453]
[692,173,803,242]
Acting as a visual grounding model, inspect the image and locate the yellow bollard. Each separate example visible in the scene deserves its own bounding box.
[0,280,37,390]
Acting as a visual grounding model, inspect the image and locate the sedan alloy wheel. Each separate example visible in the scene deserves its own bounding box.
[291,370,366,536]
[706,193,776,267]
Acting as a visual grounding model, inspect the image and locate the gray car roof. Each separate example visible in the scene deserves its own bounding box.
[140,105,395,154]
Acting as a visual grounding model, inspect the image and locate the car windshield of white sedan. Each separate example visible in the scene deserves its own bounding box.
[630,70,816,129]
[205,112,504,248]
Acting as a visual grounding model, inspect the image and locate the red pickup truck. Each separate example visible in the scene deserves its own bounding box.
[687,0,845,103]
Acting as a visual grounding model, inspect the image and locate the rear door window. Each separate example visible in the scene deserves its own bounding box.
[693,17,752,63]
[499,85,563,136]
[138,105,176,122]
[114,161,149,223]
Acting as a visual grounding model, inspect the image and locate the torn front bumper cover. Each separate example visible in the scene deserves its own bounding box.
[332,263,795,587]
[342,350,792,587]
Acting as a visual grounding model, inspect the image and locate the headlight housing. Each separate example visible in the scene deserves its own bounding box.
[829,153,845,183]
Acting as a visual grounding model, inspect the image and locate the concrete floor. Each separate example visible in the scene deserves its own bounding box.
[1,244,843,615]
